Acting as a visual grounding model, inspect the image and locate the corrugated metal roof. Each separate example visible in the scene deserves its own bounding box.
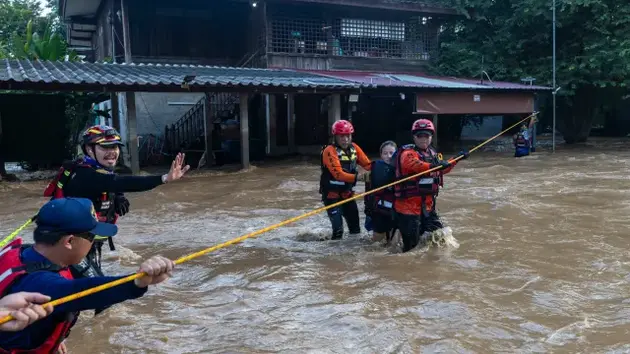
[298,69,551,91]
[0,59,366,92]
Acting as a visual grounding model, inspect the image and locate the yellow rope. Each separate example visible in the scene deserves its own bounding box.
[0,217,35,248]
[0,112,539,326]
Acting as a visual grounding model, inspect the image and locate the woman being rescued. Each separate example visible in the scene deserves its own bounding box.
[363,141,397,245]
[319,120,371,240]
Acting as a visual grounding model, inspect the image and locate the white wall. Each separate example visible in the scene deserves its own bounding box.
[134,92,205,136]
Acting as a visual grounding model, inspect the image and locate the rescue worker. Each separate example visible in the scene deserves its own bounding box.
[0,293,53,332]
[43,125,189,288]
[513,116,537,157]
[0,197,175,353]
[364,140,397,244]
[320,120,371,240]
[393,119,469,252]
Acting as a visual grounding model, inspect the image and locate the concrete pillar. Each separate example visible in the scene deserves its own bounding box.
[328,94,341,139]
[432,114,439,149]
[240,93,250,169]
[287,93,295,153]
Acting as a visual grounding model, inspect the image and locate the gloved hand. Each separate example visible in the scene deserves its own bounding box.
[364,215,373,232]
[457,149,470,160]
[114,194,130,216]
[430,160,451,170]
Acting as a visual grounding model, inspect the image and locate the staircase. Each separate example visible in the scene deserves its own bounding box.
[163,49,264,166]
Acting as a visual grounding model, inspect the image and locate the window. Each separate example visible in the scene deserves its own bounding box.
[340,19,405,41]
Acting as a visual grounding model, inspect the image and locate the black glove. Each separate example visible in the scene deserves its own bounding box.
[457,149,470,160]
[114,194,130,216]
[430,160,451,170]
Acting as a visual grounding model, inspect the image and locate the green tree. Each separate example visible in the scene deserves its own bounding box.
[0,0,47,46]
[433,0,630,143]
[8,19,77,60]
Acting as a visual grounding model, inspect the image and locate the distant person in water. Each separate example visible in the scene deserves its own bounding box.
[513,116,538,157]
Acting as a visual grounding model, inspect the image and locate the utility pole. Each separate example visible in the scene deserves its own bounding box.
[552,0,557,153]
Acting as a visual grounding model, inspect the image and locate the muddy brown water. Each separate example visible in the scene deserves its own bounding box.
[1,142,630,353]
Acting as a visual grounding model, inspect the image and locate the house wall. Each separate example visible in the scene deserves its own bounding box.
[263,2,440,71]
[134,93,205,136]
[127,0,253,65]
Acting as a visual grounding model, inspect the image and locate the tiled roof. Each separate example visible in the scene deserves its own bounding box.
[0,59,367,93]
[298,70,551,91]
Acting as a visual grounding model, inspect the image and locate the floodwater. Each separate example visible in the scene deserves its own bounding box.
[1,141,630,353]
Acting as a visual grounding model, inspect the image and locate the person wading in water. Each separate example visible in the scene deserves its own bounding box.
[364,140,397,245]
[319,120,371,240]
[43,125,189,314]
[393,119,468,252]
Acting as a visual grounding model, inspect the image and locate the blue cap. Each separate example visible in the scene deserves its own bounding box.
[36,198,118,237]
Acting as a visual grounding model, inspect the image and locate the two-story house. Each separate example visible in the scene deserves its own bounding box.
[59,0,547,165]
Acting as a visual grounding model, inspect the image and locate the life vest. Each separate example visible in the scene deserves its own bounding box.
[393,144,443,198]
[515,131,529,148]
[43,160,117,250]
[365,160,396,214]
[319,144,358,194]
[0,238,76,354]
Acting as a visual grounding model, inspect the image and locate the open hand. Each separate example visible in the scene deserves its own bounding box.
[165,153,191,183]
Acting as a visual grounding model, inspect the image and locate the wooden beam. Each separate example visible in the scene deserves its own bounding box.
[432,114,438,149]
[240,93,250,170]
[120,0,139,175]
[120,0,132,64]
[287,93,295,153]
[327,94,340,139]
[203,95,215,167]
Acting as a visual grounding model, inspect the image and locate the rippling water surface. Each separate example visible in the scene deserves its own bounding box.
[2,142,630,353]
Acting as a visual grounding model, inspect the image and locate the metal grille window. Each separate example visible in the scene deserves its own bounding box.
[269,16,438,60]
[269,17,329,55]
[340,19,405,41]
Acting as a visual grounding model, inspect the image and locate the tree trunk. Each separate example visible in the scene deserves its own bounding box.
[559,86,597,144]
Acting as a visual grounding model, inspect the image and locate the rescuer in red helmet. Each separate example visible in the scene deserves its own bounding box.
[319,120,371,240]
[392,118,469,252]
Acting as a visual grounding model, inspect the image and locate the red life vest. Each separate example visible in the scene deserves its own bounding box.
[0,238,76,354]
[394,144,443,198]
[515,131,529,148]
[44,161,119,225]
[319,144,358,195]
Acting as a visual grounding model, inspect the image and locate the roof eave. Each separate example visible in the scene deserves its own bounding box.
[267,0,459,15]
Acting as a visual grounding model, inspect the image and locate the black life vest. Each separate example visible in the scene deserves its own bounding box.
[515,131,529,148]
[0,238,77,354]
[393,144,443,198]
[43,160,117,250]
[365,160,396,214]
[319,144,358,194]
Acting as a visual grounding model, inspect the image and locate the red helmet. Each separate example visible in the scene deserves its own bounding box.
[411,119,435,135]
[82,125,124,147]
[332,120,354,135]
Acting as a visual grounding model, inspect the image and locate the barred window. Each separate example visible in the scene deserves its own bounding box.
[340,19,405,41]
[269,16,437,60]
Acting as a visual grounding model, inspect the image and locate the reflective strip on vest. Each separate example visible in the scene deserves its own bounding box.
[377,200,393,209]
[418,178,434,185]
